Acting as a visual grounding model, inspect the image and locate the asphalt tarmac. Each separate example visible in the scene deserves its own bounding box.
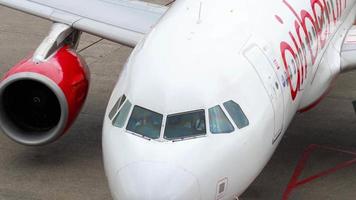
[0,2,355,200]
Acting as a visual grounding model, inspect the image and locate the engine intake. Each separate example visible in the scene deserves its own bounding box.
[0,46,89,145]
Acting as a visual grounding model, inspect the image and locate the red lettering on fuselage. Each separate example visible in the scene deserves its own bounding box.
[278,0,347,100]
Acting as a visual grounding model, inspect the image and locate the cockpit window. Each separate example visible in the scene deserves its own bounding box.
[209,105,234,134]
[223,100,249,129]
[112,100,132,128]
[126,106,163,139]
[109,95,126,119]
[164,110,206,140]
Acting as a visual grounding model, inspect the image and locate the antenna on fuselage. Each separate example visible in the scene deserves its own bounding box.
[197,1,203,24]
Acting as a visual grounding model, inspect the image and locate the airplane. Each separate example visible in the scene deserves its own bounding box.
[0,0,355,199]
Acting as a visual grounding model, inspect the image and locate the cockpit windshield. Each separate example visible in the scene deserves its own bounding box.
[109,95,126,120]
[112,100,132,128]
[208,105,234,134]
[109,95,250,141]
[164,110,206,140]
[126,106,163,139]
[223,100,249,129]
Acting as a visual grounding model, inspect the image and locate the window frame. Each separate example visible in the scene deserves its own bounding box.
[125,105,164,140]
[219,103,238,130]
[208,105,235,134]
[108,94,127,120]
[223,100,249,129]
[163,109,208,141]
[112,99,133,128]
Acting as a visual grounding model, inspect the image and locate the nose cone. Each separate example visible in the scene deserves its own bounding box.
[113,162,201,200]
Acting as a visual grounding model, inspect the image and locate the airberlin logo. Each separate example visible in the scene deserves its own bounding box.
[277,0,347,100]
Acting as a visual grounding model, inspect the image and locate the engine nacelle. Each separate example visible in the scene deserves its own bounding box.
[0,45,89,145]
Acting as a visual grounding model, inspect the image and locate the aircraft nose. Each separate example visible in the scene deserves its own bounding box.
[114,162,201,200]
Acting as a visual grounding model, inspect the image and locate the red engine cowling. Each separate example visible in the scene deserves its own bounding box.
[0,45,89,145]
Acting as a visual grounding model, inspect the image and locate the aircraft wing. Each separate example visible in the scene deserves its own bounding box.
[0,0,168,47]
[341,25,356,72]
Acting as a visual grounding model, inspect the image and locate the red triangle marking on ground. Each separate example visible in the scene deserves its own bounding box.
[282,144,356,200]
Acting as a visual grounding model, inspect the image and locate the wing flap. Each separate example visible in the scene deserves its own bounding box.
[0,0,168,47]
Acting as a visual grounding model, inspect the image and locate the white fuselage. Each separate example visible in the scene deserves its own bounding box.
[102,0,356,199]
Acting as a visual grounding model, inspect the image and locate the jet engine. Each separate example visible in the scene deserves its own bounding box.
[0,24,89,146]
